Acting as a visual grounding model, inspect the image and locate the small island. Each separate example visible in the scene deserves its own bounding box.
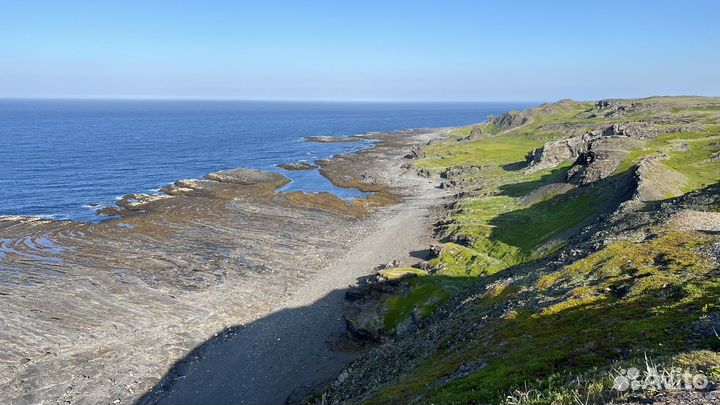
[304,135,364,143]
[276,161,318,170]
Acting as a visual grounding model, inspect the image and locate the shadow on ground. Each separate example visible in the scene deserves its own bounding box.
[409,248,434,260]
[136,285,360,405]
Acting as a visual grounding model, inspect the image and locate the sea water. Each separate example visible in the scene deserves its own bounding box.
[0,100,534,221]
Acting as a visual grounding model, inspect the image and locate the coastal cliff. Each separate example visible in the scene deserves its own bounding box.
[313,97,720,405]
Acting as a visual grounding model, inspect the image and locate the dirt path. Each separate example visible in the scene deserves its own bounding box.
[129,129,450,405]
[140,178,444,405]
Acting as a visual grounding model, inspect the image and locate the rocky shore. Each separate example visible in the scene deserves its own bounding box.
[6,96,718,405]
[276,162,318,171]
[304,97,720,405]
[0,128,451,405]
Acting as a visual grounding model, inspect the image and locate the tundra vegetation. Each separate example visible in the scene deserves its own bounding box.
[324,97,720,405]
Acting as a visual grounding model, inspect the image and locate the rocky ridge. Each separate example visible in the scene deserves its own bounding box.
[307,96,720,405]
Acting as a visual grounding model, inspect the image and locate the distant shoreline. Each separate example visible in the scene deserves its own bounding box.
[0,100,512,221]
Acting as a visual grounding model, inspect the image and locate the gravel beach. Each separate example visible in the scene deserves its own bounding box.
[0,128,450,405]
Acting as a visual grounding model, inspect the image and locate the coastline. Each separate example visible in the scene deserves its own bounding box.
[0,127,452,404]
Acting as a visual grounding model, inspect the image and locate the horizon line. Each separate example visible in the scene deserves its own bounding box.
[0,95,547,104]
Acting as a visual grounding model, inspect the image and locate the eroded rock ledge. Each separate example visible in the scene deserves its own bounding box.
[0,128,441,405]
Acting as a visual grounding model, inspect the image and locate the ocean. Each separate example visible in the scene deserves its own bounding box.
[0,100,534,221]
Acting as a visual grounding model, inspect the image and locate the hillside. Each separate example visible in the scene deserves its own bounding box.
[313,97,720,404]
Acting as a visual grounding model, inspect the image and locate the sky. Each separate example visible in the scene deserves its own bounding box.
[1,0,719,102]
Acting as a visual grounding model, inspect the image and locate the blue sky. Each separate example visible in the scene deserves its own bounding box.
[1,0,719,101]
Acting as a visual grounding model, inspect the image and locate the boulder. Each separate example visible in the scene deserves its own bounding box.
[692,311,720,338]
[343,278,410,343]
[441,165,482,179]
[344,303,386,342]
[492,110,531,131]
[404,145,424,159]
[460,125,487,141]
[416,169,431,178]
[595,99,611,109]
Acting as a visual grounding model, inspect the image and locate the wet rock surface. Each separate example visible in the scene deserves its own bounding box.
[304,135,365,143]
[0,129,446,405]
[276,162,318,170]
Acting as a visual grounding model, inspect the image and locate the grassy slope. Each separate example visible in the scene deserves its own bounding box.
[365,98,720,404]
[417,101,621,277]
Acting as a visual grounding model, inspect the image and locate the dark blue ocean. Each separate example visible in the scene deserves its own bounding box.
[0,100,534,222]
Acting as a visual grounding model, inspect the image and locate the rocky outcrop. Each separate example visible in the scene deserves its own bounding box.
[525,132,599,172]
[304,135,363,143]
[665,123,706,133]
[96,194,168,216]
[536,122,601,137]
[633,156,688,201]
[460,124,492,141]
[344,277,412,343]
[526,125,648,184]
[98,169,290,216]
[404,145,424,159]
[565,136,638,185]
[438,165,483,189]
[593,99,643,118]
[204,168,288,186]
[491,110,532,131]
[466,125,486,139]
[442,165,482,178]
[461,109,534,142]
[603,122,659,139]
[276,162,318,170]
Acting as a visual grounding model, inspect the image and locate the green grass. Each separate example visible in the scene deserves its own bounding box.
[469,135,715,260]
[416,133,547,172]
[377,267,428,280]
[355,99,720,405]
[663,136,720,192]
[446,125,477,139]
[414,101,610,267]
[490,180,622,252]
[617,130,719,173]
[416,101,720,287]
[365,231,720,405]
[423,155,627,280]
[382,277,471,331]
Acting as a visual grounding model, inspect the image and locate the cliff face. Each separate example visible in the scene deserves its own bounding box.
[314,97,720,405]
